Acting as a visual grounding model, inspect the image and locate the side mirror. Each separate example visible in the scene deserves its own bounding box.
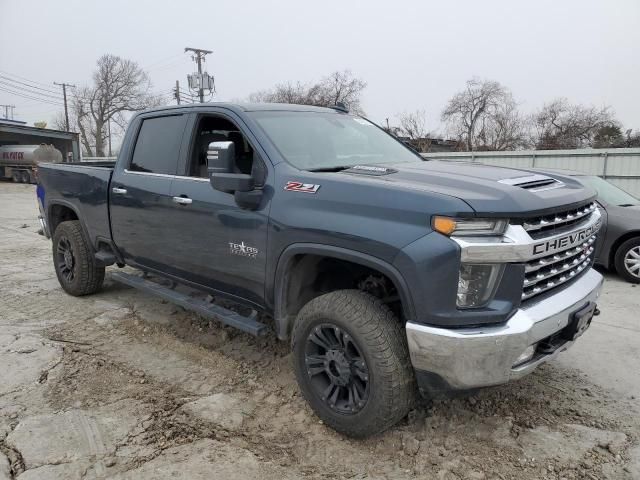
[207,141,254,193]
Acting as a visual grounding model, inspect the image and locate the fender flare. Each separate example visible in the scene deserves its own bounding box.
[272,243,416,340]
[46,200,82,234]
[46,200,95,249]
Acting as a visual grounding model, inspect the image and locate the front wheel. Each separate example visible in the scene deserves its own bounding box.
[615,237,640,283]
[52,220,105,295]
[291,290,415,438]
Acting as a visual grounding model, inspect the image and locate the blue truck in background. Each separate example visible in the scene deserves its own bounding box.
[36,103,603,437]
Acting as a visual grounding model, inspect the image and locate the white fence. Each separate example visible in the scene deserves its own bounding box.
[422,148,640,197]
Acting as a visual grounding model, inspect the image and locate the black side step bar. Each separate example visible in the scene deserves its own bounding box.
[110,271,268,337]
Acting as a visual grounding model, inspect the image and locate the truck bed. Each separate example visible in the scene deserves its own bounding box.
[38,162,114,247]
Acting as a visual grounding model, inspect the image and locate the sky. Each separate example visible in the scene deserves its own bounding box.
[1,0,639,137]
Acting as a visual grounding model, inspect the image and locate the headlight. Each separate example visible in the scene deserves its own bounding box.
[457,263,503,308]
[432,217,508,237]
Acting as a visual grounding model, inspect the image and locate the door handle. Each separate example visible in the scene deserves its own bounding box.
[172,196,192,205]
[112,187,127,195]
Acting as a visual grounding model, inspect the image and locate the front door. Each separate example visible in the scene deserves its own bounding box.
[165,113,270,307]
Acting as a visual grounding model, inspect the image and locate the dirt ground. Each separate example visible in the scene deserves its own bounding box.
[1,181,639,480]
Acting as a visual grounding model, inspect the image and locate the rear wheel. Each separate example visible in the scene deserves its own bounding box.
[291,290,415,437]
[20,171,30,183]
[52,220,105,295]
[615,237,640,283]
[11,171,20,182]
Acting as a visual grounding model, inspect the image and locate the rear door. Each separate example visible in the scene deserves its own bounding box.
[109,113,188,273]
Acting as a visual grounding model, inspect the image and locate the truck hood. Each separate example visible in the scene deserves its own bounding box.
[339,160,596,217]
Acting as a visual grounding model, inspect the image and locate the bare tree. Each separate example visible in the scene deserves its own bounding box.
[441,78,520,151]
[249,81,314,105]
[314,70,367,114]
[397,110,431,151]
[248,70,367,113]
[531,98,616,149]
[476,99,529,151]
[56,55,162,156]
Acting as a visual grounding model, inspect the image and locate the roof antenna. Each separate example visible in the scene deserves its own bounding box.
[331,101,349,113]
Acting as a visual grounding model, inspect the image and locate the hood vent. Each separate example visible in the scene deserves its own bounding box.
[498,174,564,192]
[344,165,397,176]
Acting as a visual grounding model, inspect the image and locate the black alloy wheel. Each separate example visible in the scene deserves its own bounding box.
[52,220,105,296]
[56,235,76,283]
[304,323,370,414]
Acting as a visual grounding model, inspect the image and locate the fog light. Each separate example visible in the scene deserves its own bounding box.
[456,264,503,308]
[513,345,537,367]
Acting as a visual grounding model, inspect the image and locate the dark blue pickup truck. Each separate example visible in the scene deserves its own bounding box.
[37,103,604,437]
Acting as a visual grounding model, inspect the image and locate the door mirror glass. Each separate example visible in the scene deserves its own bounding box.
[211,173,254,193]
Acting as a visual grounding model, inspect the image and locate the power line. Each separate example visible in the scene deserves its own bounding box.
[0,79,64,101]
[0,74,62,97]
[142,53,185,70]
[0,69,59,89]
[0,85,64,106]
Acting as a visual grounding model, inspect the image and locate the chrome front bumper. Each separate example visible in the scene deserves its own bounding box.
[406,268,603,391]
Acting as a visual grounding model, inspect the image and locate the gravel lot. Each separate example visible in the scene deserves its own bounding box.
[1,181,639,479]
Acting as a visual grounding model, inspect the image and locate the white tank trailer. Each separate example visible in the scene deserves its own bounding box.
[0,144,63,183]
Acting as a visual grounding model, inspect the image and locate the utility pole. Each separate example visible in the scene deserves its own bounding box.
[107,119,112,157]
[54,82,76,131]
[174,80,181,105]
[0,104,15,120]
[185,47,213,103]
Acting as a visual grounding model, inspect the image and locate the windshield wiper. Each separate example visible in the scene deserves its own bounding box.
[307,165,353,172]
[618,203,638,207]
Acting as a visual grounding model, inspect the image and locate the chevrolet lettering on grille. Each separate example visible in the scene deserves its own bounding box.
[532,219,602,256]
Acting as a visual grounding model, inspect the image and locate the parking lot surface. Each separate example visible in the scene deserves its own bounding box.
[1,182,639,479]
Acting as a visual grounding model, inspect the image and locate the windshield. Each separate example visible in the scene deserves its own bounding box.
[580,176,640,206]
[250,111,421,170]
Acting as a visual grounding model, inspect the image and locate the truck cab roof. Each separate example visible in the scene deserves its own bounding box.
[139,102,343,116]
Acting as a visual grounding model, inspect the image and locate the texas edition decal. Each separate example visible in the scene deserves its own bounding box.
[284,181,320,194]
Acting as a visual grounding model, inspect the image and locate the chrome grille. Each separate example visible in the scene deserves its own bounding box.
[523,202,597,238]
[522,234,597,300]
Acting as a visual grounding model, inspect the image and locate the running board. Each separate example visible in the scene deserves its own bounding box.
[110,271,268,337]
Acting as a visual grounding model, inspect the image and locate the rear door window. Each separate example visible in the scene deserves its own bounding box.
[129,115,187,174]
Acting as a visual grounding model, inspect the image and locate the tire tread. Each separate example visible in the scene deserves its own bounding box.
[291,290,415,437]
[52,220,105,296]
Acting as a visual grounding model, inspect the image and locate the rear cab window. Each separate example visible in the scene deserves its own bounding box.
[129,115,187,175]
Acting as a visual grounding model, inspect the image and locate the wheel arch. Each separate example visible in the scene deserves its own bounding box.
[273,243,416,340]
[609,230,640,270]
[47,200,81,236]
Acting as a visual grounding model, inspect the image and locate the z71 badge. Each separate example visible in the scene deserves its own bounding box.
[284,181,320,194]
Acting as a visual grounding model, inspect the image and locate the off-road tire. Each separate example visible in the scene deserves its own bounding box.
[614,237,640,283]
[291,290,415,437]
[52,220,105,295]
